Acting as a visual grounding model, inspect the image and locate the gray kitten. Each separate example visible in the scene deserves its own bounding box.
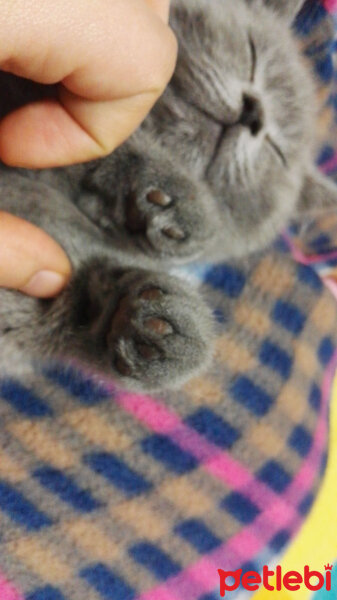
[0,0,335,391]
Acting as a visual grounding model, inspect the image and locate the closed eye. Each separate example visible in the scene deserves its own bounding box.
[249,35,257,83]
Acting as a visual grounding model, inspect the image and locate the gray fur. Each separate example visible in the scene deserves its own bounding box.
[262,0,305,21]
[0,0,335,391]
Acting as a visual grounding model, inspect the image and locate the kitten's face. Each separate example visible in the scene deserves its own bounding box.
[150,0,316,255]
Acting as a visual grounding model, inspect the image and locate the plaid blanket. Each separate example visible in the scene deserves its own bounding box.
[0,2,337,599]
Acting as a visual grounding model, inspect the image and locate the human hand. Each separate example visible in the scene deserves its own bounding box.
[0,212,71,297]
[0,0,176,297]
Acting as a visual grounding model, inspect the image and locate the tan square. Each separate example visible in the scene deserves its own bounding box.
[63,408,131,452]
[315,214,337,232]
[295,342,318,378]
[65,519,119,562]
[9,421,75,469]
[7,537,71,583]
[248,423,285,458]
[184,377,223,405]
[160,476,213,517]
[316,104,335,140]
[252,257,294,296]
[234,302,270,336]
[277,382,306,423]
[0,449,26,482]
[311,296,337,334]
[215,335,256,371]
[112,500,167,540]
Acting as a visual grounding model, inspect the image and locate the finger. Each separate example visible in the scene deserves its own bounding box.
[0,212,71,297]
[0,88,167,167]
[0,0,177,167]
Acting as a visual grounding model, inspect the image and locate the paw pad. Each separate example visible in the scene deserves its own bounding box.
[162,225,186,240]
[136,343,160,360]
[139,288,163,301]
[115,356,132,376]
[144,318,173,335]
[146,189,171,207]
[107,272,211,389]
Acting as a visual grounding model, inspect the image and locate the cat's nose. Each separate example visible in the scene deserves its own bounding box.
[239,94,264,136]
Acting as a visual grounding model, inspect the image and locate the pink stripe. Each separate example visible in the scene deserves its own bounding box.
[133,351,337,600]
[116,392,179,434]
[283,430,327,505]
[137,513,291,600]
[54,340,335,600]
[0,576,23,600]
[142,591,180,600]
[108,347,337,528]
[1,349,332,599]
[112,390,296,524]
[283,231,337,265]
[279,349,336,506]
[204,454,252,487]
[321,153,337,174]
[324,0,337,12]
[137,462,316,600]
[283,161,337,265]
[323,276,337,300]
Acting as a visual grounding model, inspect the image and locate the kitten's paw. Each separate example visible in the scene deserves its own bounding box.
[79,149,218,262]
[123,178,215,261]
[106,271,213,390]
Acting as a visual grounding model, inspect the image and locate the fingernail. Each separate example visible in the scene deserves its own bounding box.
[21,270,67,298]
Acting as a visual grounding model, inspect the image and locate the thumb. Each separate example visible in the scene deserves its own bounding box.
[0,212,71,297]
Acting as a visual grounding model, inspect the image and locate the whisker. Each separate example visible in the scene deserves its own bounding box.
[266,134,287,167]
[206,126,228,177]
[183,99,225,127]
[249,35,257,83]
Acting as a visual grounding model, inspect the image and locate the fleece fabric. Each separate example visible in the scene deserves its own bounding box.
[0,1,337,599]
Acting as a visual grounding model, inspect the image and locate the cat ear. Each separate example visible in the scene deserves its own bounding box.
[297,167,337,216]
[260,0,305,23]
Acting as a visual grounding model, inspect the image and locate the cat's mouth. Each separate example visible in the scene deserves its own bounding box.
[205,125,287,180]
[183,97,287,174]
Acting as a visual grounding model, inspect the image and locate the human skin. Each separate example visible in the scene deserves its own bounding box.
[0,0,176,297]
